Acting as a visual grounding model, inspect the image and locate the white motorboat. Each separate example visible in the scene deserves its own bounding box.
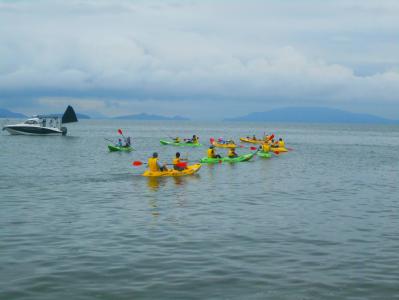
[2,106,78,136]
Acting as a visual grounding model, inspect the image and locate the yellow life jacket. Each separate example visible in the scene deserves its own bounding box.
[262,143,270,152]
[207,148,215,158]
[148,158,159,172]
[228,149,236,157]
[278,140,285,147]
[173,157,180,166]
[174,138,180,143]
[193,137,198,143]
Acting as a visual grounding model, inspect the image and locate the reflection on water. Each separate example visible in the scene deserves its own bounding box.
[146,174,201,191]
[147,177,161,191]
[148,198,159,217]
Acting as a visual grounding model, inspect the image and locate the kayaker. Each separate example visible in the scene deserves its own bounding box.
[173,152,187,171]
[148,152,168,172]
[207,145,221,158]
[261,142,270,152]
[227,147,238,158]
[174,137,181,143]
[278,138,285,148]
[117,138,123,147]
[186,134,199,144]
[252,135,257,141]
[125,137,131,147]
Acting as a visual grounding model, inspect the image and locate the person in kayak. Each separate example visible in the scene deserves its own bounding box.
[117,138,123,147]
[185,134,199,144]
[278,138,285,148]
[252,134,257,141]
[227,147,238,158]
[207,145,221,158]
[173,152,187,171]
[148,152,168,172]
[125,137,131,147]
[260,142,270,152]
[174,137,181,143]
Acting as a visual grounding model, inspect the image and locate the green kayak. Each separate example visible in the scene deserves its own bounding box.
[160,140,202,147]
[108,145,134,152]
[199,152,255,163]
[257,151,272,158]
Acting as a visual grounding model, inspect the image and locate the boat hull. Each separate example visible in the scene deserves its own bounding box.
[3,126,63,135]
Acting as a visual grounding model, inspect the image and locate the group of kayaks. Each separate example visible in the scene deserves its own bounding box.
[108,131,290,177]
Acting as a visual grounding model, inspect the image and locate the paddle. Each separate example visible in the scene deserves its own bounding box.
[118,128,128,142]
[104,138,115,144]
[132,161,188,168]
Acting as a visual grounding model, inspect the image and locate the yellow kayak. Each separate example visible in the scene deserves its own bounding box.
[271,147,288,153]
[212,142,237,148]
[239,137,265,144]
[142,164,202,177]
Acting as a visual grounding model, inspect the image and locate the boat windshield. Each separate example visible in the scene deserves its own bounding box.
[24,120,39,125]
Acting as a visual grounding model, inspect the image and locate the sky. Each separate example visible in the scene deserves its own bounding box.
[0,0,399,119]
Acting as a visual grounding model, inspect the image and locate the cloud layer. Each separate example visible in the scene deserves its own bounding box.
[1,0,399,118]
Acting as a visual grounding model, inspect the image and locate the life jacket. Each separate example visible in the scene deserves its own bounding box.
[278,140,285,147]
[228,149,236,157]
[207,148,215,158]
[262,143,270,152]
[148,158,159,172]
[193,137,198,143]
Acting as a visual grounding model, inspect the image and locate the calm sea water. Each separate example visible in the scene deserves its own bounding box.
[1,120,398,300]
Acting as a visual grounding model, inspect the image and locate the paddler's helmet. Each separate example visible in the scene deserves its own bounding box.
[152,152,158,158]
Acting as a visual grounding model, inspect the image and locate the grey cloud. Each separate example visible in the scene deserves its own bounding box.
[1,0,399,118]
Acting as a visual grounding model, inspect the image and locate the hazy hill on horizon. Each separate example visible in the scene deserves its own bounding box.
[113,113,189,121]
[225,107,399,124]
[0,108,27,118]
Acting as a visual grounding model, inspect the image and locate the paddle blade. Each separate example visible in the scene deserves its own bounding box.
[210,137,215,144]
[132,161,143,166]
[118,129,123,135]
[268,134,274,141]
[274,151,279,155]
[250,146,257,150]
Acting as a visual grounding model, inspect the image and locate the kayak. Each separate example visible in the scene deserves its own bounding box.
[257,151,272,158]
[142,163,202,177]
[160,140,202,147]
[108,145,134,152]
[271,147,288,153]
[239,137,265,144]
[211,142,237,148]
[200,152,255,163]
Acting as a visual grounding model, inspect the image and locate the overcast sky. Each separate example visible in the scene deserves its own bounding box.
[1,0,398,119]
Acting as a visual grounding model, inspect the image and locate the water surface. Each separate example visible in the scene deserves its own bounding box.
[1,120,398,299]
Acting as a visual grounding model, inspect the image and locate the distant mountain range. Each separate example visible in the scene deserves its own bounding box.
[0,108,90,119]
[48,113,91,119]
[0,108,27,118]
[225,107,399,124]
[113,113,189,121]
